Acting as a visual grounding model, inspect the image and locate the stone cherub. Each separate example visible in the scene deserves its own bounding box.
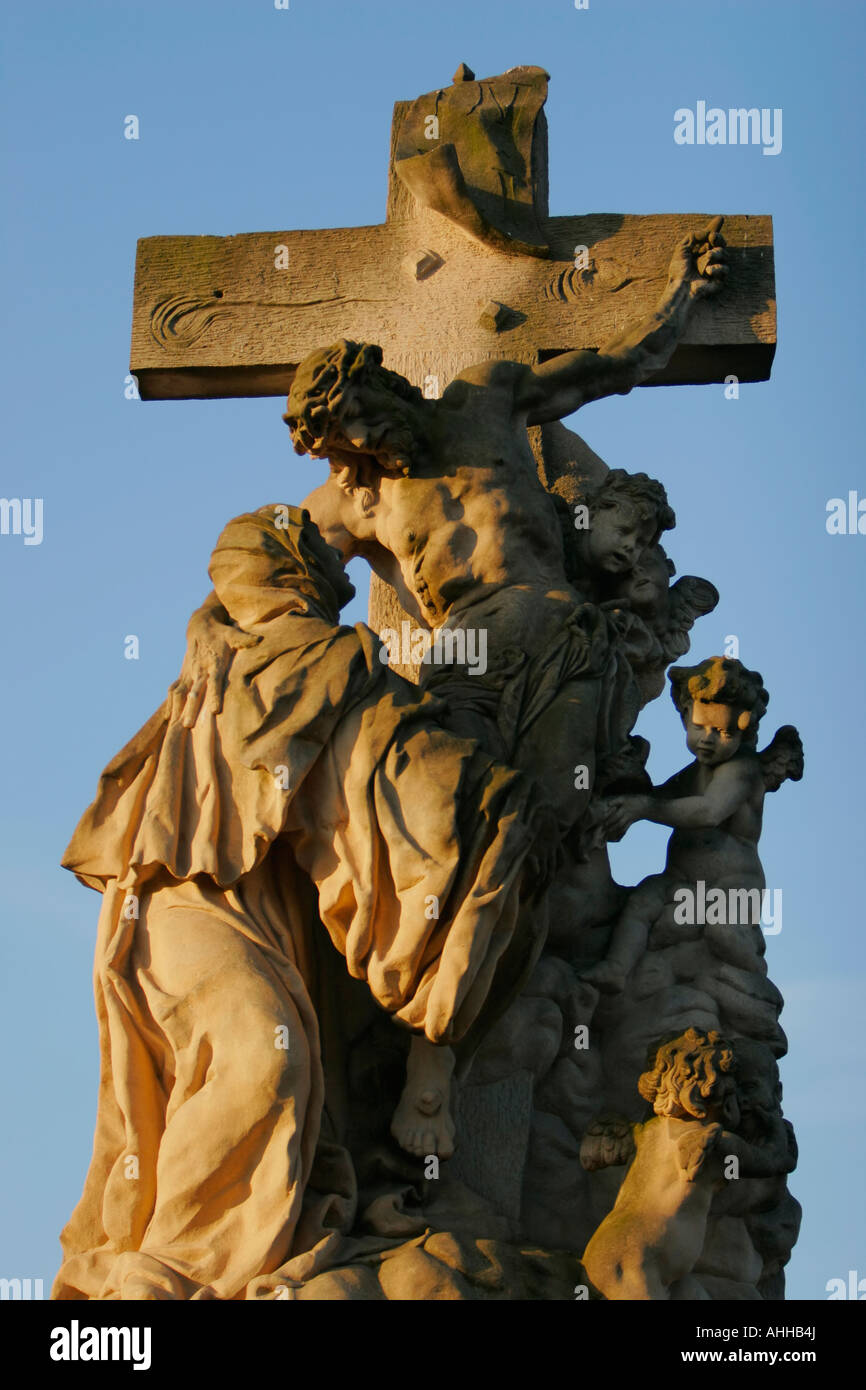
[688,1036,800,1298]
[579,1028,796,1301]
[570,469,676,604]
[608,541,719,706]
[583,656,803,994]
[706,1037,801,1296]
[565,470,719,708]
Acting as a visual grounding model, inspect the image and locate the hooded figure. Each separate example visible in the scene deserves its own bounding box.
[54,505,552,1301]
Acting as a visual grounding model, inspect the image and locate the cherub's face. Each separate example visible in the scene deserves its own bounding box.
[737,1066,779,1122]
[703,1086,740,1129]
[587,502,655,575]
[617,544,671,612]
[684,700,748,766]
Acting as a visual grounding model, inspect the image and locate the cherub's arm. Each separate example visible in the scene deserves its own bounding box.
[715,1122,797,1179]
[599,764,688,841]
[644,757,758,830]
[649,763,695,801]
[604,758,754,841]
[507,219,728,425]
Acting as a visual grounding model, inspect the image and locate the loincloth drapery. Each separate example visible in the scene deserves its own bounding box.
[420,586,641,775]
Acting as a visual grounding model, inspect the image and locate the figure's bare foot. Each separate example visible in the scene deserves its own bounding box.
[581,959,627,995]
[391,1036,456,1159]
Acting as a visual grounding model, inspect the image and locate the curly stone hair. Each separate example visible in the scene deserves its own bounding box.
[638,1027,736,1120]
[669,656,769,747]
[283,339,425,474]
[585,469,676,544]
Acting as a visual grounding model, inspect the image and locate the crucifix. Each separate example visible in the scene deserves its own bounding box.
[130,61,775,655]
[57,62,795,1277]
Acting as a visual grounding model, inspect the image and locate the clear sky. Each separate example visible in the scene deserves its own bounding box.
[1,0,863,1301]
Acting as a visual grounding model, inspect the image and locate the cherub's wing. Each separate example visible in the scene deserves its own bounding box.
[677,1122,721,1182]
[663,577,720,663]
[758,725,804,792]
[580,1114,636,1171]
[668,575,720,626]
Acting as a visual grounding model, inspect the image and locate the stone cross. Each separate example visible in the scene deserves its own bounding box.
[129,62,775,647]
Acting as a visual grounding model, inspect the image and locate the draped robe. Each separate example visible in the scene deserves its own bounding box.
[53,507,549,1300]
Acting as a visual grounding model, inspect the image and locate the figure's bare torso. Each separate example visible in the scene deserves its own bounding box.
[320,372,605,827]
[370,377,569,627]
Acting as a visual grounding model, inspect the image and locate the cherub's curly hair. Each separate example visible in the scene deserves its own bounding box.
[669,656,769,746]
[283,339,425,470]
[638,1028,736,1119]
[586,469,676,544]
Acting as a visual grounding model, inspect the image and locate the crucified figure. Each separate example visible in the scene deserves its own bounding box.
[290,218,727,816]
[278,219,728,1155]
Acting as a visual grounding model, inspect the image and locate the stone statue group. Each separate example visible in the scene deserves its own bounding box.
[54,220,802,1301]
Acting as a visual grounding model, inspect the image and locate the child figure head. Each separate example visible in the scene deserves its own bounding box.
[580,471,675,578]
[615,542,676,614]
[731,1039,783,1141]
[669,656,769,765]
[638,1027,739,1127]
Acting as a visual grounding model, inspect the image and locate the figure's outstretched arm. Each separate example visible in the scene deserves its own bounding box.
[512,218,728,425]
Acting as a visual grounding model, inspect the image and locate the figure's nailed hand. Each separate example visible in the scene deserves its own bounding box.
[668,215,729,300]
[167,594,260,729]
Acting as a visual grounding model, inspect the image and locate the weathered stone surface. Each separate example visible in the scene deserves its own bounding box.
[130,62,775,401]
[131,211,775,400]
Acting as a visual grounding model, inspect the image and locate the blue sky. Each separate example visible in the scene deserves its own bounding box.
[1,0,863,1300]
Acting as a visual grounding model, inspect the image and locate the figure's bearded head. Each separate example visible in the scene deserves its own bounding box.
[283,340,427,476]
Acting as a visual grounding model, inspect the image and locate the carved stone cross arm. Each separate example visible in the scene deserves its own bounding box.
[130,64,775,402]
